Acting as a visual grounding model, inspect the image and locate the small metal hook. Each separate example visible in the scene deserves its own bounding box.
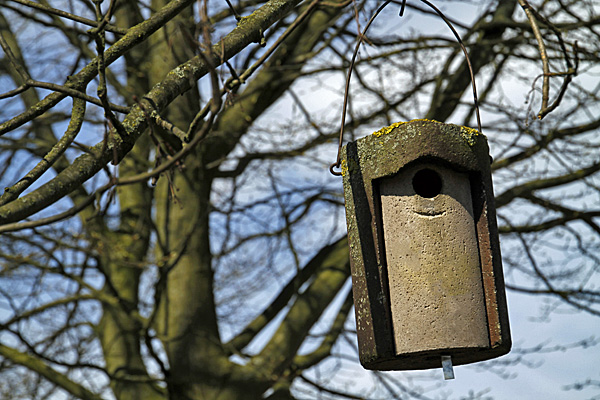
[329,162,342,176]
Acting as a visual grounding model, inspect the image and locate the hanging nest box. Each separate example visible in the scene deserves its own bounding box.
[341,119,511,371]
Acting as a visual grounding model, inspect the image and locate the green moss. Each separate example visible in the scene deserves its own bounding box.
[371,119,483,148]
[341,156,359,177]
[460,125,482,146]
[237,12,256,26]
[340,159,348,177]
[372,119,442,137]
[372,121,407,137]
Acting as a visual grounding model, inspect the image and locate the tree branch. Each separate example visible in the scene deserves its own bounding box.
[291,287,353,370]
[495,161,600,207]
[0,0,196,136]
[0,343,104,400]
[0,0,304,225]
[0,98,86,205]
[248,238,350,376]
[5,0,128,34]
[226,237,347,352]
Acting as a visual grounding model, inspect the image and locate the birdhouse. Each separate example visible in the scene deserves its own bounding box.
[341,119,511,373]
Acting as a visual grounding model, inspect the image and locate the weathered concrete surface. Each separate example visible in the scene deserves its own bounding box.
[379,162,489,354]
[341,119,511,370]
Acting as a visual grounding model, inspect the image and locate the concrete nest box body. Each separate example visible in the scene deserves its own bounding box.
[341,119,511,371]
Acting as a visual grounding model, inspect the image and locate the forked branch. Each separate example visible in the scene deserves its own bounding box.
[517,0,578,120]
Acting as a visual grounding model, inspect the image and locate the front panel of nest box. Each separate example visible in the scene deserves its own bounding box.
[378,162,489,355]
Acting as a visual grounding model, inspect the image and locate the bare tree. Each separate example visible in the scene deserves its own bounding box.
[0,0,598,399]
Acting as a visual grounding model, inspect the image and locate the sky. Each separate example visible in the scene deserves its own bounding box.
[1,1,599,399]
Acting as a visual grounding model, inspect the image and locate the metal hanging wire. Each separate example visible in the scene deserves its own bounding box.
[330,0,483,176]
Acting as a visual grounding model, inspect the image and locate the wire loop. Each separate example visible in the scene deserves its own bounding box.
[330,0,482,175]
[329,162,342,176]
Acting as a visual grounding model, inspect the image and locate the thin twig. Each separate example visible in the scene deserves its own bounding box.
[0,0,195,137]
[0,0,226,233]
[0,31,30,82]
[88,0,119,36]
[0,84,28,99]
[0,99,86,206]
[93,0,127,141]
[12,79,129,113]
[537,42,578,120]
[135,97,188,143]
[5,0,127,34]
[0,103,219,233]
[188,0,321,138]
[517,0,550,110]
[517,0,578,120]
